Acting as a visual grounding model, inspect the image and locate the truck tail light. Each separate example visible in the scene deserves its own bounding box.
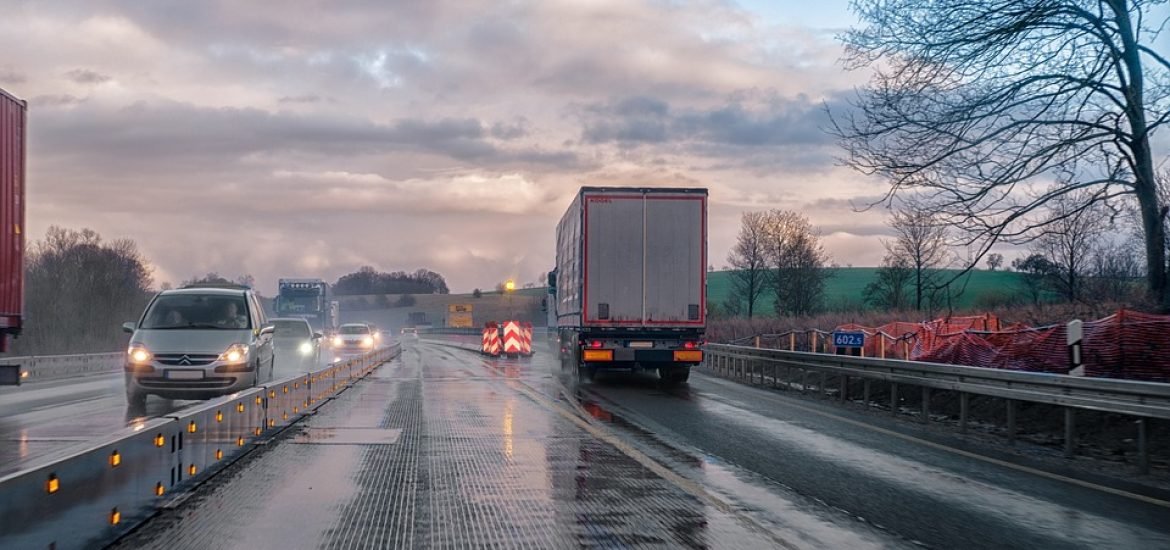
[589,340,603,349]
[583,350,613,362]
[683,341,699,349]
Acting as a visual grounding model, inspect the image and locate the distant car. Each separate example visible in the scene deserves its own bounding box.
[121,284,275,409]
[401,327,417,335]
[331,323,376,356]
[270,317,322,371]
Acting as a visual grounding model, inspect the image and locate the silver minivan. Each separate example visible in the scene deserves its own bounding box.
[122,285,275,408]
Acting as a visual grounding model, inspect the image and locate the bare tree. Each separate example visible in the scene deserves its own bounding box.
[762,210,832,316]
[986,253,1004,271]
[864,254,914,310]
[1031,193,1108,302]
[833,0,1170,306]
[1086,237,1144,302]
[886,207,950,310]
[726,211,770,318]
[13,227,153,355]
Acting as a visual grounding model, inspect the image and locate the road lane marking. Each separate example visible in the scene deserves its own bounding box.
[698,373,1170,509]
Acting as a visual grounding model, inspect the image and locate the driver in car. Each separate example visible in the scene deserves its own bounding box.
[218,302,248,329]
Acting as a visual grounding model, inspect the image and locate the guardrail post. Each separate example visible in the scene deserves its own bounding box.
[839,375,848,402]
[863,379,871,407]
[890,383,899,416]
[1006,400,1017,445]
[801,369,809,394]
[1137,419,1149,475]
[959,392,969,434]
[921,387,931,424]
[1064,408,1076,458]
[820,371,827,398]
[771,363,778,388]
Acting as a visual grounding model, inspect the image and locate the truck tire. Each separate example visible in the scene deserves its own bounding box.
[660,367,690,387]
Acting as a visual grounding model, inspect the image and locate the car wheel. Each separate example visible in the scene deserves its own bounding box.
[126,388,147,410]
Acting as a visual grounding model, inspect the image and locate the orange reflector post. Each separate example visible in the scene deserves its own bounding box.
[154,434,165,447]
[582,350,614,362]
[283,386,289,394]
[188,421,197,433]
[154,483,165,496]
[237,437,245,447]
[237,403,245,413]
[109,451,121,468]
[215,449,223,460]
[253,427,261,436]
[269,390,276,398]
[216,411,223,423]
[255,396,262,406]
[46,474,59,494]
[110,508,121,525]
[282,412,288,420]
[268,419,275,428]
[673,350,703,362]
[188,464,197,476]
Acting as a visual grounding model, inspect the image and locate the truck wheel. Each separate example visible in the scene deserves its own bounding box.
[577,366,592,384]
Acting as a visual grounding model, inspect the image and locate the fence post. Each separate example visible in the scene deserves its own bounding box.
[959,392,969,434]
[1138,418,1149,475]
[812,331,818,353]
[755,336,760,349]
[789,332,795,352]
[880,336,886,359]
[921,387,931,424]
[890,382,899,416]
[903,340,910,359]
[1007,400,1017,445]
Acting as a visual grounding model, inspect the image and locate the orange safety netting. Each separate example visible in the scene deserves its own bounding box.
[834,310,1170,382]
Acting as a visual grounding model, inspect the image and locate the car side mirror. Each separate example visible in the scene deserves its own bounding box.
[313,332,323,340]
[259,325,275,336]
[122,322,136,334]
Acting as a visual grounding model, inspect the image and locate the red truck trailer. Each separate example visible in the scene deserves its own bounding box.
[0,87,25,359]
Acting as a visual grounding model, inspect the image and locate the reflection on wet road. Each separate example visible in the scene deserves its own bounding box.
[0,351,343,476]
[111,340,1170,549]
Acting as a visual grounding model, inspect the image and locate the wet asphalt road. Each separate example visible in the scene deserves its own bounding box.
[574,365,1170,549]
[0,349,339,476]
[112,339,1170,549]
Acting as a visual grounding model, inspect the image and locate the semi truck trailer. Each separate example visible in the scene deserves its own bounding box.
[552,187,707,385]
[0,88,25,384]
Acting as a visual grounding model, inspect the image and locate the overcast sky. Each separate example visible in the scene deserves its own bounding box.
[0,0,907,294]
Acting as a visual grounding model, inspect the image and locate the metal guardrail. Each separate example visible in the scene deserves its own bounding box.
[0,353,123,385]
[0,343,402,549]
[704,344,1170,472]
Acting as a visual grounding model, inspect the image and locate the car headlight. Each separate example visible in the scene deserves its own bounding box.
[127,344,153,364]
[218,344,249,364]
[299,341,313,355]
[332,336,343,347]
[361,336,374,348]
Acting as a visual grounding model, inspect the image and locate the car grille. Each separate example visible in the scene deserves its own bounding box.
[155,353,219,366]
[137,377,236,389]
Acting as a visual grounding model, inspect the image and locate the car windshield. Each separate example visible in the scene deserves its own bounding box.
[339,325,369,335]
[273,320,311,338]
[140,294,250,330]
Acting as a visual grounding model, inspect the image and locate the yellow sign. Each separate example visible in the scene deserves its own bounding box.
[447,312,473,328]
[448,303,474,313]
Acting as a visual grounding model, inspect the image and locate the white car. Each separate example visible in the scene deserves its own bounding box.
[270,317,322,371]
[331,323,377,356]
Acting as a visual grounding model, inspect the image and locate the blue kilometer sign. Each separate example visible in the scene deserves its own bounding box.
[833,331,866,348]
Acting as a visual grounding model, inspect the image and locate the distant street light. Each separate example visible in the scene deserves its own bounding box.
[505,279,516,292]
[504,279,516,319]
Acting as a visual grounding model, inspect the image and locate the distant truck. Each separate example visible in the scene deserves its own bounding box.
[274,278,333,333]
[0,88,25,357]
[553,187,707,385]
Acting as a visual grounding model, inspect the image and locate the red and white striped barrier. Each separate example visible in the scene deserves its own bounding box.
[502,321,524,356]
[481,322,500,356]
[521,322,534,357]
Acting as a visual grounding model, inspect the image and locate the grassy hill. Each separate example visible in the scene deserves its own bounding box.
[708,268,1026,313]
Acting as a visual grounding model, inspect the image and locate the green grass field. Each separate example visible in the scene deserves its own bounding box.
[707,268,1026,313]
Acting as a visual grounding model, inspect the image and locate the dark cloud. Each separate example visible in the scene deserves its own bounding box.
[31,100,579,170]
[0,68,26,85]
[490,118,529,140]
[278,94,327,104]
[30,94,85,107]
[64,69,111,85]
[580,94,836,148]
